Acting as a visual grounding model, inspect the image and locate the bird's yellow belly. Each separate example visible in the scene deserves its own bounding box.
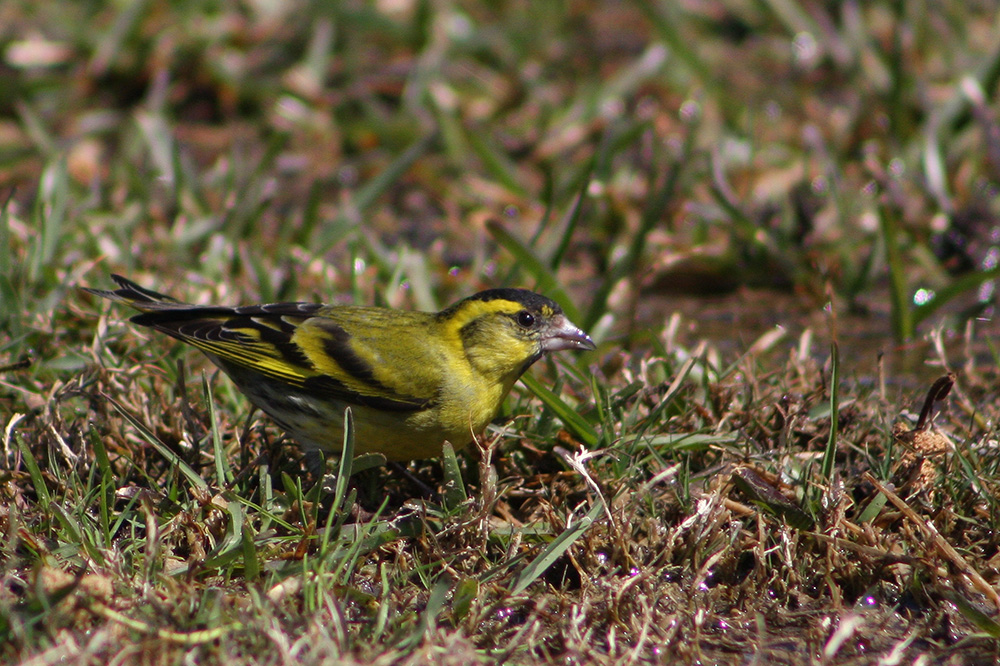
[270,402,481,461]
[222,354,514,461]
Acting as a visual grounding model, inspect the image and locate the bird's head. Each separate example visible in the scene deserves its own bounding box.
[439,288,595,383]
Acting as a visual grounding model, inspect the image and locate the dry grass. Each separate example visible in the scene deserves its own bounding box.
[6,320,1000,664]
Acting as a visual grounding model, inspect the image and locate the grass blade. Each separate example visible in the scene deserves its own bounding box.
[912,266,1000,327]
[203,374,231,486]
[313,132,436,251]
[486,220,578,322]
[328,407,356,522]
[440,442,467,511]
[880,208,914,341]
[820,342,840,481]
[732,467,814,530]
[15,427,51,510]
[944,590,1000,638]
[583,129,691,329]
[520,373,597,448]
[105,394,208,493]
[511,500,604,595]
[465,128,526,197]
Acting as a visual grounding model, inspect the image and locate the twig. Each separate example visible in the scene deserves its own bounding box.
[863,472,1000,610]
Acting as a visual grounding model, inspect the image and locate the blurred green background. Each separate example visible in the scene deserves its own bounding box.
[4,0,998,356]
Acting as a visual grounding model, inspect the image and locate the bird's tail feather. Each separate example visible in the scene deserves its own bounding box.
[81,274,185,313]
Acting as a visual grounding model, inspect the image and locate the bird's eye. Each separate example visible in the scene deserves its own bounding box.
[516,310,535,328]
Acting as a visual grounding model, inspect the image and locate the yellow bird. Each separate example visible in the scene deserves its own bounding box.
[84,275,595,461]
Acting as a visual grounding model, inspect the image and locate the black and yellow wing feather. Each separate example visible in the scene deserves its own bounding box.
[85,275,435,412]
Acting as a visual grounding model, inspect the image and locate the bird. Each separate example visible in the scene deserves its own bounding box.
[83,274,596,462]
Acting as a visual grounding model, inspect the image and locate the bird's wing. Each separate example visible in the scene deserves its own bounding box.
[130,302,436,412]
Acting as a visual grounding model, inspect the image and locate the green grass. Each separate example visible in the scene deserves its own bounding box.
[4,1,1000,664]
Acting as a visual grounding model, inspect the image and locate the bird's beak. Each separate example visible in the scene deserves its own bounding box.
[541,314,597,352]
